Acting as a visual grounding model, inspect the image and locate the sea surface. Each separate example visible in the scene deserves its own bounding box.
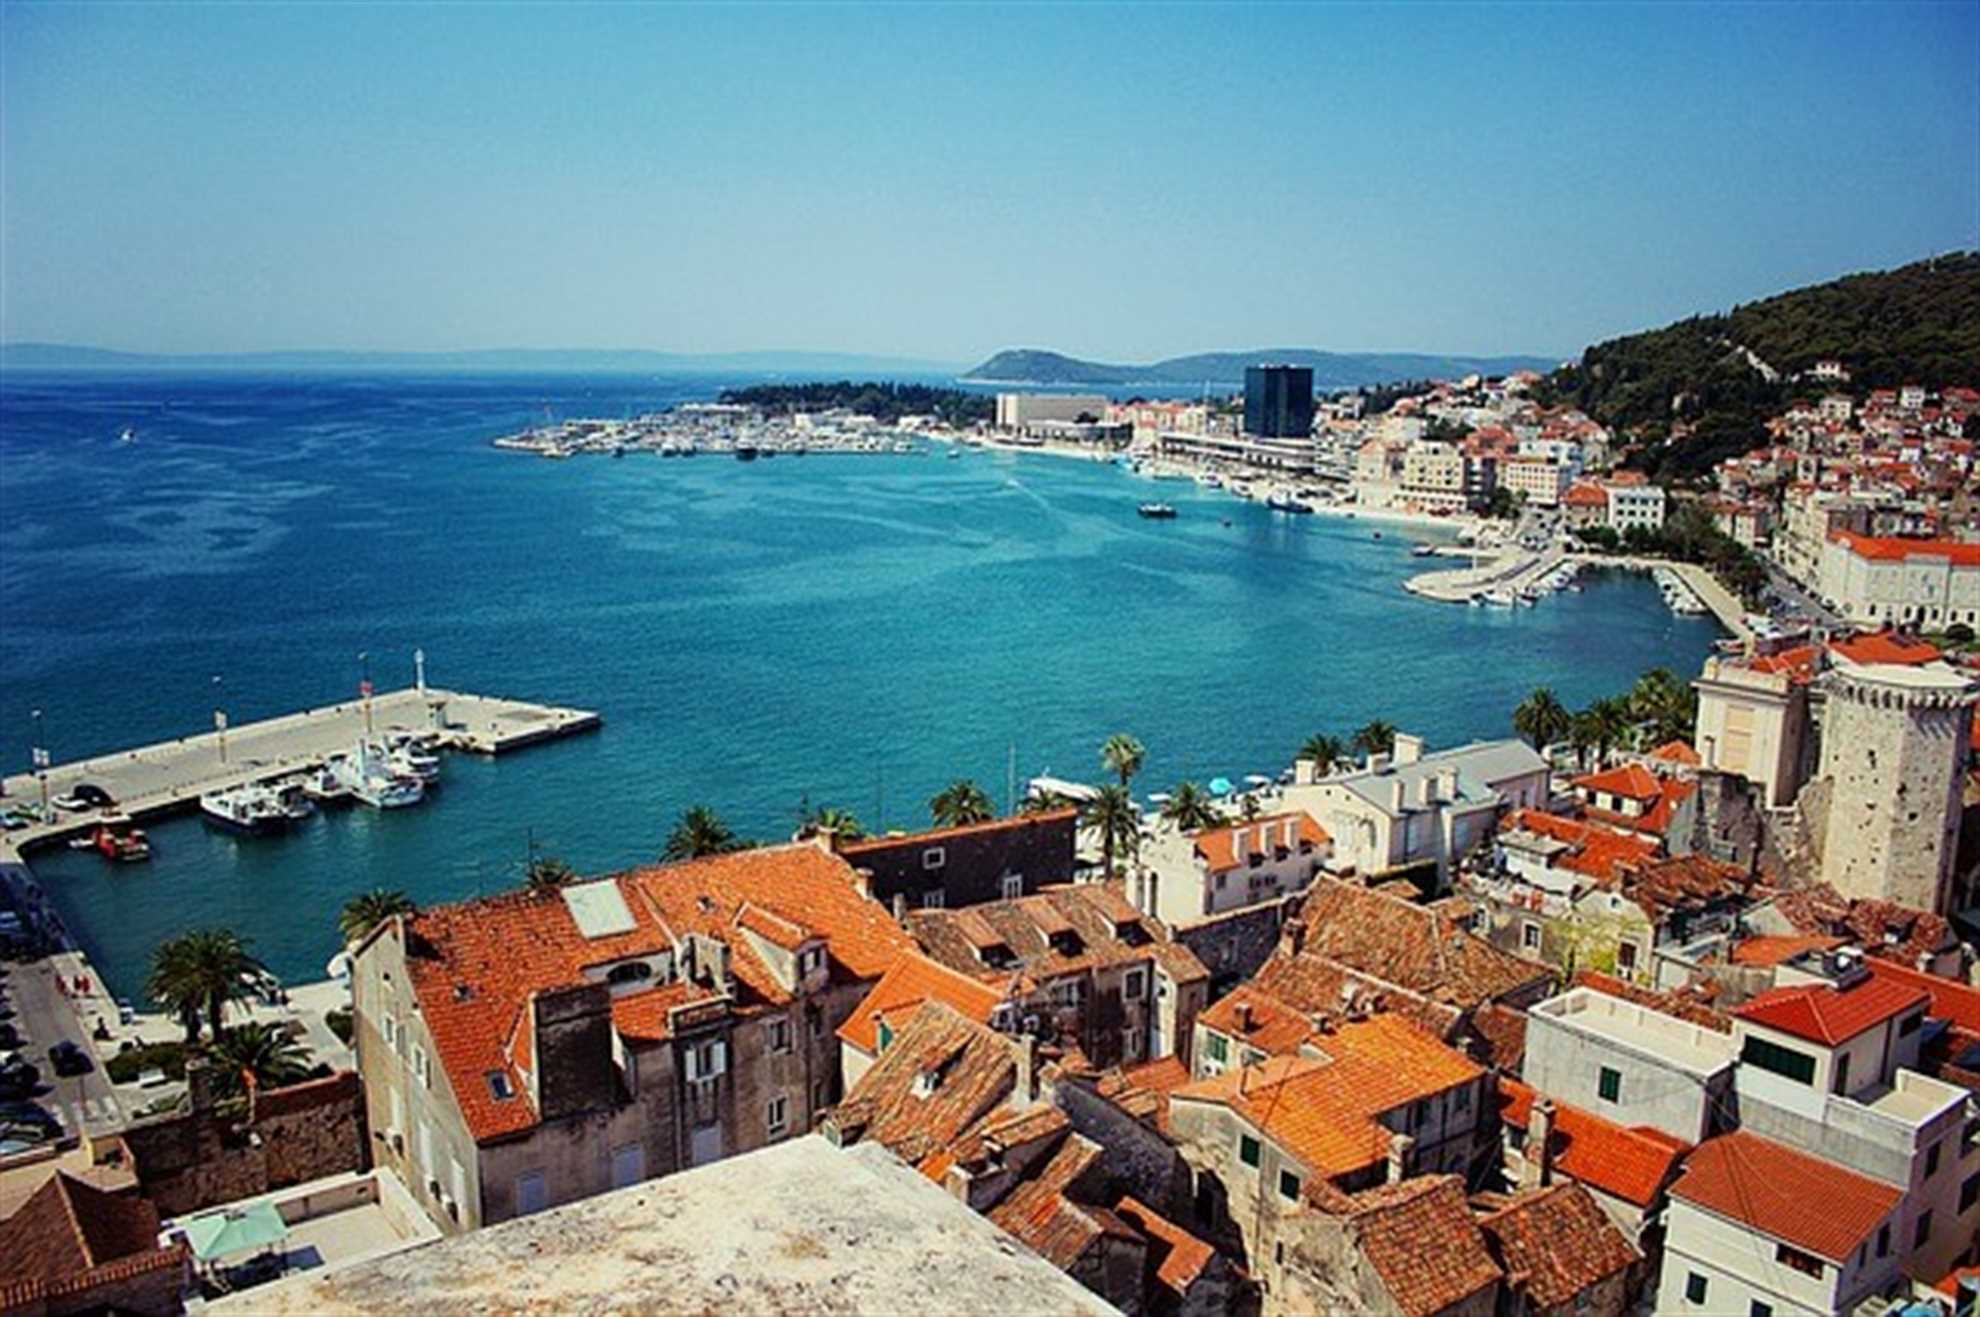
[0,370,1722,1001]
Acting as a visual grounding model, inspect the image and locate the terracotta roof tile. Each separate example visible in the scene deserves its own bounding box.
[1734,975,1928,1045]
[1500,809,1660,885]
[1863,959,1980,1032]
[1287,879,1551,1011]
[827,1002,1016,1164]
[985,1135,1118,1270]
[1197,984,1319,1057]
[1729,934,1844,967]
[1478,1183,1639,1308]
[1572,763,1661,801]
[1571,971,1731,1033]
[1317,1175,1502,1317]
[1190,812,1329,873]
[1671,1131,1901,1262]
[908,885,1207,986]
[837,951,1008,1055]
[1829,531,1980,566]
[1768,884,1955,967]
[0,1173,173,1294]
[1497,1079,1687,1208]
[1114,1196,1216,1295]
[1828,632,1944,667]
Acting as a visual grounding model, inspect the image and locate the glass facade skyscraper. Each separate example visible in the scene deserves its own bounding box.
[1243,365,1316,439]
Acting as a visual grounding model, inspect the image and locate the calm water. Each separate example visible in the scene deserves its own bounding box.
[0,371,1721,1000]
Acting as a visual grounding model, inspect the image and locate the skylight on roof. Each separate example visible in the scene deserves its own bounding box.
[562,880,637,939]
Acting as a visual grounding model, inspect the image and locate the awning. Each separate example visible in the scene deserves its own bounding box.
[1207,777,1234,796]
[182,1202,288,1261]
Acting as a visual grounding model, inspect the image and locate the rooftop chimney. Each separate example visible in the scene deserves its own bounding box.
[1013,1033,1039,1108]
[1393,734,1424,767]
[891,893,908,924]
[1236,1002,1254,1033]
[1293,757,1318,786]
[1389,779,1406,812]
[1522,1098,1556,1190]
[1386,1132,1414,1185]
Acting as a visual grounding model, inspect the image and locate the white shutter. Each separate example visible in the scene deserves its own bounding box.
[683,1047,700,1082]
[710,1041,727,1076]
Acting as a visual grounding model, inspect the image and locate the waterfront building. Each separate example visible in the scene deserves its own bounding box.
[1400,438,1469,514]
[905,883,1210,1069]
[346,842,912,1234]
[1498,454,1571,508]
[1131,810,1330,925]
[1107,399,1212,441]
[1815,531,1980,628]
[1562,479,1610,530]
[1242,365,1315,439]
[1604,480,1667,534]
[994,393,1111,430]
[1351,435,1409,509]
[827,808,1078,913]
[1285,734,1550,882]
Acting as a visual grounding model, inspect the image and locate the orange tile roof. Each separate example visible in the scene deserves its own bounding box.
[1313,1176,1502,1317]
[1114,1196,1217,1295]
[1190,811,1329,873]
[1196,984,1319,1057]
[1287,879,1551,1011]
[1830,530,1980,566]
[1501,809,1660,884]
[1828,631,1944,667]
[1729,934,1844,967]
[828,1002,1016,1166]
[397,842,912,1144]
[837,951,1008,1055]
[1118,1054,1192,1095]
[1734,976,1929,1045]
[1671,1131,1901,1261]
[1572,762,1661,802]
[1176,1016,1480,1181]
[908,884,1208,987]
[1579,776,1695,840]
[1862,959,1980,1033]
[1497,1079,1687,1208]
[1562,482,1609,508]
[0,1174,172,1293]
[1478,1183,1640,1309]
[733,902,815,952]
[1646,739,1701,766]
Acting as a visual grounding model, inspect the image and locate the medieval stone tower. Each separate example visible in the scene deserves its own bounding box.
[1816,664,1976,913]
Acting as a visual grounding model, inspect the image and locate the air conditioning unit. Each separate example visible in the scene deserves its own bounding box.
[425,1176,442,1198]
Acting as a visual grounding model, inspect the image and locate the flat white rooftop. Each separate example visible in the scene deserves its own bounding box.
[220,1137,1119,1315]
[1532,986,1737,1075]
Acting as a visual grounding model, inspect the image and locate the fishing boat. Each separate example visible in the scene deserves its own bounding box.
[117,426,137,446]
[330,742,425,809]
[303,758,354,805]
[1137,502,1178,519]
[200,784,289,836]
[1481,587,1517,609]
[1266,490,1313,514]
[92,817,151,863]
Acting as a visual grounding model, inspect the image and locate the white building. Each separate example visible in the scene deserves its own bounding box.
[1133,811,1331,925]
[994,393,1110,430]
[1283,735,1549,882]
[1605,482,1667,534]
[1522,987,1736,1145]
[1400,439,1469,514]
[1499,456,1571,508]
[1814,531,1980,629]
[1693,655,1812,810]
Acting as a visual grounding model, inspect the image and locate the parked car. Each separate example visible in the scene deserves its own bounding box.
[46,1040,91,1077]
[0,1051,40,1097]
[0,1022,20,1049]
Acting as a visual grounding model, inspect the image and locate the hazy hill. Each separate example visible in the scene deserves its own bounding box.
[961,346,1560,390]
[1551,251,1980,479]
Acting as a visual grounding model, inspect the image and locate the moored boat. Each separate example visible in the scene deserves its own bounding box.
[200,784,289,836]
[1137,502,1178,519]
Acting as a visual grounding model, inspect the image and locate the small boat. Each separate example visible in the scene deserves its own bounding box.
[1482,588,1516,609]
[304,758,353,804]
[1266,491,1313,514]
[1371,531,1382,540]
[93,817,151,863]
[947,449,962,460]
[611,445,626,458]
[117,426,137,446]
[1468,593,1486,608]
[331,742,425,809]
[734,443,759,462]
[200,784,289,836]
[1137,503,1178,519]
[1411,544,1437,557]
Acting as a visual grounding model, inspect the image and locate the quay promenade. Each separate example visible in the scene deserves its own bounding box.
[0,687,600,851]
[1404,550,1751,641]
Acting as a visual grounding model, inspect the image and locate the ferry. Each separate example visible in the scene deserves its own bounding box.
[1137,502,1178,519]
[200,784,289,836]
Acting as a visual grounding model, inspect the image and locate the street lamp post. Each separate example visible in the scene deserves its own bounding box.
[359,651,374,738]
[30,709,48,823]
[213,674,228,765]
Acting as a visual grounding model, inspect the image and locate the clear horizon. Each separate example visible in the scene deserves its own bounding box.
[2,2,1975,362]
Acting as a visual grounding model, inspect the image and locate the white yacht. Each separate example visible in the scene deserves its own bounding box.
[200,784,289,836]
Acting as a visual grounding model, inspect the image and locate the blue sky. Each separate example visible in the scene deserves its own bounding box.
[2,3,1975,362]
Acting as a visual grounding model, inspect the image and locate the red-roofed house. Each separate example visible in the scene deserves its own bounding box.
[1658,1131,1904,1316]
[1497,1079,1688,1244]
[1818,531,1980,629]
[835,949,1009,1089]
[1135,811,1331,924]
[1730,954,1980,1277]
[350,842,914,1233]
[1277,1175,1502,1317]
[1571,764,1698,849]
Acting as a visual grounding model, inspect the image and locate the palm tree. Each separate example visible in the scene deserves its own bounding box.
[1511,688,1572,753]
[1351,720,1397,759]
[207,1021,313,1096]
[1297,733,1348,777]
[1629,667,1686,723]
[929,780,994,829]
[1083,783,1140,877]
[524,854,577,891]
[811,806,865,841]
[148,929,263,1043]
[338,889,414,946]
[1161,781,1224,831]
[1100,733,1146,788]
[1588,696,1636,764]
[664,805,743,861]
[1567,709,1603,771]
[1021,790,1073,815]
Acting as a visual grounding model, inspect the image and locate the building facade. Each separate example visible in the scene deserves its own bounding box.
[1243,365,1315,440]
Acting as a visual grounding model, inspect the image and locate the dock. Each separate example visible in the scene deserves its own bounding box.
[1403,549,1750,641]
[0,687,600,852]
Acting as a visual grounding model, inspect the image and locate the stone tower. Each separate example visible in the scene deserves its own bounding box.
[1816,664,1976,914]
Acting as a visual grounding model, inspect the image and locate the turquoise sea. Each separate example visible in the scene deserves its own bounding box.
[0,371,1721,1000]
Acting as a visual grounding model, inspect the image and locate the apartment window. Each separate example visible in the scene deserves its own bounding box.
[1598,1067,1622,1103]
[1278,1170,1302,1202]
[1521,922,1541,951]
[1750,1303,1773,1317]
[1959,1172,1978,1214]
[1916,1211,1934,1249]
[768,1018,792,1054]
[1617,941,1637,974]
[1455,1084,1471,1113]
[1000,873,1024,900]
[1775,1243,1822,1278]
[921,847,946,871]
[921,890,945,909]
[382,1014,398,1048]
[1124,969,1146,1000]
[410,1042,431,1090]
[766,1095,789,1139]
[1238,1134,1261,1168]
[1876,1224,1890,1258]
[516,1170,547,1216]
[1741,1036,1816,1085]
[1684,1273,1707,1305]
[1125,1027,1145,1060]
[485,1070,514,1101]
[1834,1052,1850,1095]
[1204,1033,1229,1065]
[1050,979,1081,1007]
[1900,1012,1923,1037]
[1927,1141,1942,1178]
[684,1039,727,1084]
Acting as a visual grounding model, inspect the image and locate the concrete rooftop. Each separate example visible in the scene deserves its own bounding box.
[220,1137,1121,1316]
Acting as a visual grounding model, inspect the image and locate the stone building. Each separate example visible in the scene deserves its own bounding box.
[829,808,1078,912]
[347,842,912,1234]
[1816,663,1976,913]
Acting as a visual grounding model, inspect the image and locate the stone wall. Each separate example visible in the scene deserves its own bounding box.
[122,1070,367,1219]
[836,811,1078,909]
[1172,901,1293,999]
[1051,1075,1191,1219]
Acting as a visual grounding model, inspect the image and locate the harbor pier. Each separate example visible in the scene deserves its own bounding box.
[0,687,600,852]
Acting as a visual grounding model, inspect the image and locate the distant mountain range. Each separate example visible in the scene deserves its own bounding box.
[0,343,968,376]
[960,347,1562,390]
